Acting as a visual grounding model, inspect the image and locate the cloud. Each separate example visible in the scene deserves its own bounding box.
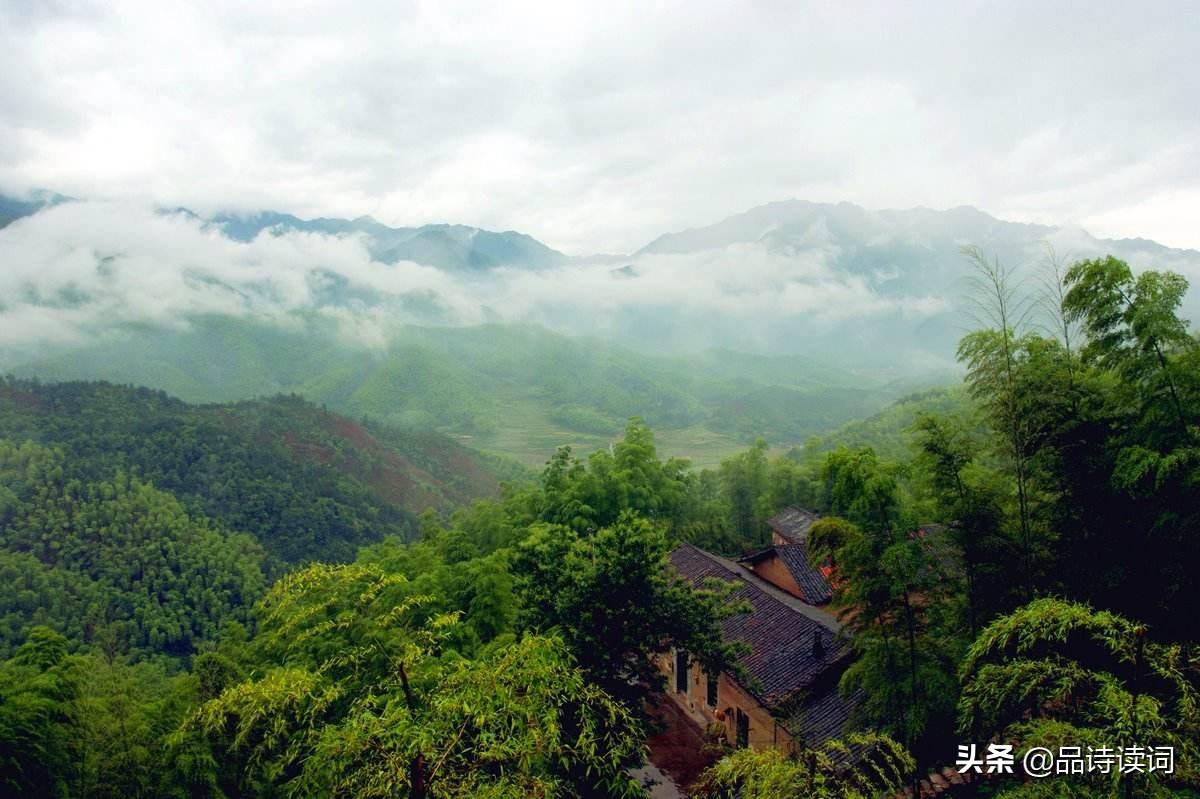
[0,1,1197,253]
[0,199,947,357]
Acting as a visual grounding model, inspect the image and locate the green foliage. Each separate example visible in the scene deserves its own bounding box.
[708,385,895,443]
[17,317,910,464]
[808,450,964,771]
[797,387,970,464]
[716,439,773,547]
[70,655,197,799]
[190,563,645,798]
[946,252,1200,638]
[0,628,78,798]
[534,419,695,533]
[911,412,1010,633]
[959,598,1200,797]
[1063,255,1198,456]
[548,404,621,435]
[514,512,745,709]
[0,440,266,658]
[298,636,646,799]
[691,734,913,799]
[820,447,906,535]
[249,562,446,682]
[357,532,517,653]
[0,628,202,799]
[0,380,511,566]
[680,439,819,555]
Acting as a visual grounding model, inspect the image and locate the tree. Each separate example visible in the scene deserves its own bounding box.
[826,525,960,782]
[1055,257,1200,637]
[537,418,693,534]
[0,628,79,799]
[1063,257,1196,443]
[188,563,645,798]
[0,439,267,659]
[809,451,962,788]
[958,246,1037,596]
[680,444,818,556]
[717,438,771,545]
[691,734,912,799]
[912,413,1008,634]
[513,511,744,712]
[71,656,194,799]
[298,636,646,799]
[819,448,903,535]
[958,598,1200,798]
[357,534,518,655]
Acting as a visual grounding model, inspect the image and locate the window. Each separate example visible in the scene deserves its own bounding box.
[706,671,718,707]
[735,708,750,748]
[674,650,688,693]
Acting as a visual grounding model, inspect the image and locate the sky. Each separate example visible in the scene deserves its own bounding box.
[1,0,1198,254]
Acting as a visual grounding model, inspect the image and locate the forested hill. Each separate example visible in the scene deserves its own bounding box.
[793,386,972,462]
[0,379,518,661]
[0,379,518,566]
[13,317,918,466]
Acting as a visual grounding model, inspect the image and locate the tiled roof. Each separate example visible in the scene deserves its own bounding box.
[739,543,834,605]
[775,544,834,604]
[776,686,862,749]
[767,506,821,544]
[669,543,847,708]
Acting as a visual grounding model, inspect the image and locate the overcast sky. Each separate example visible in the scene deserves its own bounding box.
[2,1,1197,254]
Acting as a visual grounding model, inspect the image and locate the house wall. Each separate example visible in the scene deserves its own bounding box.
[748,555,805,600]
[658,652,797,754]
[771,530,790,547]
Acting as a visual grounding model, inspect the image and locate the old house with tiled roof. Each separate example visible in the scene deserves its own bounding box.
[738,540,833,605]
[659,510,973,797]
[662,539,859,758]
[738,505,837,604]
[766,506,821,545]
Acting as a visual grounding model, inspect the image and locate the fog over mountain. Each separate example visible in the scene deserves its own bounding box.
[2,192,1198,376]
[4,2,1197,378]
[5,7,1200,797]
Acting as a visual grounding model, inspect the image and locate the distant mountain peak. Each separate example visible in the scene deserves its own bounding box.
[0,188,72,228]
[204,207,569,270]
[633,199,1105,257]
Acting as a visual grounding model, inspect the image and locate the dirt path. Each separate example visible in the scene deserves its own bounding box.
[643,696,722,796]
[629,762,685,799]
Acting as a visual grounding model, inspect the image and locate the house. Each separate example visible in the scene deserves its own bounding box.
[766,506,821,546]
[663,542,860,760]
[738,542,833,604]
[736,506,833,604]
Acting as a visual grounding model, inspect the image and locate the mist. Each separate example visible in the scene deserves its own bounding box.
[0,198,957,369]
[8,194,1200,383]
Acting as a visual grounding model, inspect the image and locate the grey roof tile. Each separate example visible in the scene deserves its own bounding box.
[767,506,821,544]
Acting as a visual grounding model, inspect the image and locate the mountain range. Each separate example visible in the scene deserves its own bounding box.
[208,210,570,271]
[5,191,1197,286]
[2,190,1198,464]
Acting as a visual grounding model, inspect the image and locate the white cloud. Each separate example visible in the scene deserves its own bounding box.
[0,1,1196,253]
[0,199,947,354]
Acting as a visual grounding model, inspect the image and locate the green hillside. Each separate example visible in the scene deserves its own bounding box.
[0,379,516,566]
[792,386,971,462]
[16,317,916,466]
